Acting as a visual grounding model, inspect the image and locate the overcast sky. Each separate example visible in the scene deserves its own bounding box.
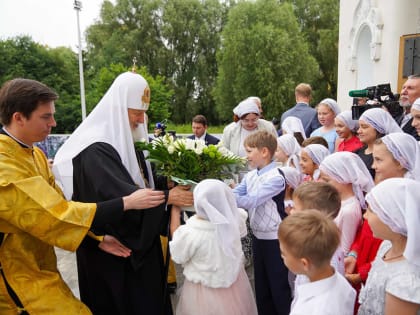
[0,0,113,51]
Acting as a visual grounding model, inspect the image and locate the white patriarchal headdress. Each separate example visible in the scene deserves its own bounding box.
[53,72,153,200]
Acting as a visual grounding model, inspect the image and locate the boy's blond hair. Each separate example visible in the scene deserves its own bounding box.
[278,209,340,267]
[293,182,341,219]
[244,130,277,157]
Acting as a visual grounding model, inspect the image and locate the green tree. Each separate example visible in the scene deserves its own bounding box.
[214,0,319,122]
[283,0,339,101]
[0,36,81,133]
[161,0,225,123]
[85,0,166,76]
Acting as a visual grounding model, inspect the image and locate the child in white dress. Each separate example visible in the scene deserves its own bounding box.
[358,178,420,315]
[169,179,257,315]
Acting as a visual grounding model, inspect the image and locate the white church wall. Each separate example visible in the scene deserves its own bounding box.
[337,0,420,110]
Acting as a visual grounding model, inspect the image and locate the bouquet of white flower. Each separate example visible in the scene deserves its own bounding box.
[135,134,245,185]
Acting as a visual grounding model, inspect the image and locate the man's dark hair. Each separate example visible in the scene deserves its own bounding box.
[192,114,208,126]
[0,78,58,126]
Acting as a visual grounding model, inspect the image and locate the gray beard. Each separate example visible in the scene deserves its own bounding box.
[131,127,144,142]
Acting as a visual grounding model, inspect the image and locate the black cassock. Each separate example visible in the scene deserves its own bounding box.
[72,142,171,315]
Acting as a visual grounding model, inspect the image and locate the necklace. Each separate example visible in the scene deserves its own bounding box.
[382,253,404,262]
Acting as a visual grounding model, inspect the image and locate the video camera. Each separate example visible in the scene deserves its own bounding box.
[349,83,403,122]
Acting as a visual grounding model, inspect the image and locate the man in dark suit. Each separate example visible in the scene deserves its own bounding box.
[280,83,321,138]
[188,114,220,145]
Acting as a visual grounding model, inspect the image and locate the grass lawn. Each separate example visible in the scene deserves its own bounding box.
[152,123,226,135]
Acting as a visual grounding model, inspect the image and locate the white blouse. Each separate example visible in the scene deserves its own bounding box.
[358,241,420,315]
[169,209,247,288]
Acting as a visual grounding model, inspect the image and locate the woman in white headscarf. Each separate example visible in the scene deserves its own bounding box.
[222,98,277,157]
[358,178,420,315]
[275,134,302,172]
[221,98,278,265]
[170,179,258,315]
[319,152,374,254]
[335,110,363,152]
[372,132,420,183]
[355,107,403,179]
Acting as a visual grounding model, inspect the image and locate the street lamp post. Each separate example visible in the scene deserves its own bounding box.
[74,0,87,120]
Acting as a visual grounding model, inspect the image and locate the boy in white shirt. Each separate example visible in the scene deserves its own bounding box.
[292,181,345,278]
[278,210,356,315]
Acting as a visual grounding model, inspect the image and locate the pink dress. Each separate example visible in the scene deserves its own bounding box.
[170,215,257,315]
[176,268,257,315]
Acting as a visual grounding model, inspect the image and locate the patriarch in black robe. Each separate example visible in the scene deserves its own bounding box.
[53,72,192,315]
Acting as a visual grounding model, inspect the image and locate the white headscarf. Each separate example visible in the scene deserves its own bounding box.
[359,107,402,135]
[53,72,154,200]
[381,133,420,180]
[302,144,330,166]
[233,99,260,118]
[412,97,420,111]
[282,116,307,139]
[336,110,359,132]
[320,151,374,209]
[365,178,420,267]
[194,179,243,259]
[319,98,341,116]
[280,166,303,189]
[277,134,301,172]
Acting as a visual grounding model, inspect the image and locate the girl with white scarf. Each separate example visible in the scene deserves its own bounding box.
[358,178,420,315]
[372,132,420,183]
[299,143,330,181]
[335,110,363,152]
[281,116,306,145]
[319,152,374,254]
[275,134,302,172]
[169,179,257,315]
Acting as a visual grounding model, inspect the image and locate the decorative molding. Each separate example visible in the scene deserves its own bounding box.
[347,0,383,71]
[417,7,420,33]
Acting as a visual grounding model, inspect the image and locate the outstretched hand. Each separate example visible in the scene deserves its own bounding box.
[98,235,132,258]
[123,188,166,210]
[168,185,193,207]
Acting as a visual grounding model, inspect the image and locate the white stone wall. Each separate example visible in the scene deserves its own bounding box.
[337,0,420,110]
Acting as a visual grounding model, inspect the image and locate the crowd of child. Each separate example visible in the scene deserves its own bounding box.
[168,96,420,315]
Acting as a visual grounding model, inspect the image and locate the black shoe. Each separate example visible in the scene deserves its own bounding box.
[167,282,177,294]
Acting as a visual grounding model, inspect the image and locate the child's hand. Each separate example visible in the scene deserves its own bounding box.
[170,205,182,236]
